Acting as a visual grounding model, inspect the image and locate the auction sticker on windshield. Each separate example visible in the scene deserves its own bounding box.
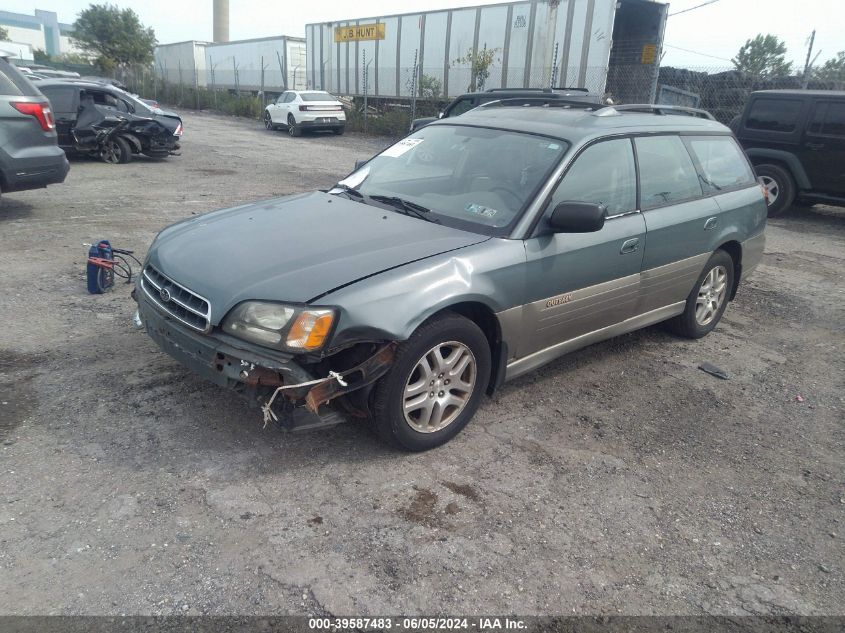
[381,138,424,158]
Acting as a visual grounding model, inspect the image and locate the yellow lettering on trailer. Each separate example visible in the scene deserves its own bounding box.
[334,23,386,42]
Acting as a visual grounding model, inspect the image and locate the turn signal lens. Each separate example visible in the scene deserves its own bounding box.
[286,310,335,350]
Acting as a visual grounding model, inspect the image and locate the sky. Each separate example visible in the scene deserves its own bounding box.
[4,0,843,70]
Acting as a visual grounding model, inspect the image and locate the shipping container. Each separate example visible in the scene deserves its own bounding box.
[305,0,668,103]
[154,36,306,93]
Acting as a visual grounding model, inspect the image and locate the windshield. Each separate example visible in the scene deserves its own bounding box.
[300,91,336,102]
[334,124,567,236]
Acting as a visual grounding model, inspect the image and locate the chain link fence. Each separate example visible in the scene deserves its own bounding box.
[29,58,845,137]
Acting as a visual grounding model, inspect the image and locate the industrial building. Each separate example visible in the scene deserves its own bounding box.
[0,9,85,62]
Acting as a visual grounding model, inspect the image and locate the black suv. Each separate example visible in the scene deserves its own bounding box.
[732,90,845,216]
[409,87,602,133]
[38,79,183,163]
[0,57,68,196]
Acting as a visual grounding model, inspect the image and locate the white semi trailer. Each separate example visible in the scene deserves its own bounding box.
[155,36,306,93]
[305,0,668,103]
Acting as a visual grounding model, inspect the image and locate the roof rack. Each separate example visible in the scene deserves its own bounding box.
[479,97,601,110]
[593,104,715,120]
[484,86,591,93]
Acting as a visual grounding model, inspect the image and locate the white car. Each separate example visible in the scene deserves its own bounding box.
[264,90,346,137]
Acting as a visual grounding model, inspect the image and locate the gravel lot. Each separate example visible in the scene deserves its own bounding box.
[0,111,843,617]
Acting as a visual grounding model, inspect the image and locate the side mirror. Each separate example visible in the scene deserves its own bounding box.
[438,111,444,119]
[354,159,369,170]
[549,201,606,233]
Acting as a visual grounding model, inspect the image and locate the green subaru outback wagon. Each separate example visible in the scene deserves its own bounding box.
[136,100,766,451]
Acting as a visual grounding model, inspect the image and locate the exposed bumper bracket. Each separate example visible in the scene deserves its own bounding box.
[261,342,397,427]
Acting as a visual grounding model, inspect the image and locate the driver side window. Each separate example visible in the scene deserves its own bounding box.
[548,138,637,217]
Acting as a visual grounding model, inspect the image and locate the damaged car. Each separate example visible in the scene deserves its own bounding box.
[135,100,766,451]
[38,79,182,164]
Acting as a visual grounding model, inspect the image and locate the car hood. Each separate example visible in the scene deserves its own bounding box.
[148,191,490,323]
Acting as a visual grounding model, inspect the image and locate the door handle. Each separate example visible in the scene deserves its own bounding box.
[805,142,825,150]
[704,217,718,230]
[620,238,639,254]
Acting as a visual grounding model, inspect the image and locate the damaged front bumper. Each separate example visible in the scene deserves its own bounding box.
[136,294,394,432]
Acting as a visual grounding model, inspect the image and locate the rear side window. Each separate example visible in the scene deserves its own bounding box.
[447,98,475,117]
[746,98,802,133]
[686,136,756,191]
[635,135,703,209]
[41,86,77,113]
[808,101,845,137]
[550,138,637,216]
[0,59,41,96]
[300,92,334,101]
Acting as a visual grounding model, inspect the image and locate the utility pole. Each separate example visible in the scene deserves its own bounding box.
[802,29,816,89]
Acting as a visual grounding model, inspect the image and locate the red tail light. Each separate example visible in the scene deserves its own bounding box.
[11,101,55,131]
[299,105,343,111]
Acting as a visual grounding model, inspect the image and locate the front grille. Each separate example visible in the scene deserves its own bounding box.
[141,265,211,333]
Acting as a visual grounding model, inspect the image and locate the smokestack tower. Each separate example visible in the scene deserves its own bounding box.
[213,0,230,43]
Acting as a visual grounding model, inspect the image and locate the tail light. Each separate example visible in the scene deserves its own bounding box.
[299,105,343,111]
[173,123,183,136]
[758,176,769,204]
[11,101,55,131]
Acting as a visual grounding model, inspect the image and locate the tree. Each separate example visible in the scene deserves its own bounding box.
[453,46,501,91]
[33,48,52,63]
[72,3,156,70]
[815,51,845,82]
[732,34,792,78]
[0,26,9,41]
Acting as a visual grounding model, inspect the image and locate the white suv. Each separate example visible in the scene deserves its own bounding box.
[264,90,346,137]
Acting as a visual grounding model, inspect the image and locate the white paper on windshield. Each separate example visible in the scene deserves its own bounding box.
[380,137,424,158]
[336,165,370,188]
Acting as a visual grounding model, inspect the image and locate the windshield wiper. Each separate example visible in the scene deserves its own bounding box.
[331,183,364,200]
[368,195,440,223]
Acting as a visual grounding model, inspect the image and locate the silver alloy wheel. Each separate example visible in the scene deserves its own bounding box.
[760,175,779,207]
[695,265,728,326]
[101,141,119,164]
[264,112,273,129]
[403,341,477,433]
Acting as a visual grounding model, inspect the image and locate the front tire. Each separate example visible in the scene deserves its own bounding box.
[100,136,132,164]
[755,163,795,217]
[333,126,345,135]
[287,114,302,137]
[371,313,491,451]
[668,249,734,339]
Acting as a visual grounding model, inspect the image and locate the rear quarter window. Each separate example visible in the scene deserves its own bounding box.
[746,98,802,133]
[0,59,41,97]
[686,135,756,191]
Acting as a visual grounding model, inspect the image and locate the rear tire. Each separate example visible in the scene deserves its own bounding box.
[371,313,491,451]
[755,163,795,217]
[668,249,734,339]
[287,114,302,137]
[333,127,345,135]
[100,136,132,164]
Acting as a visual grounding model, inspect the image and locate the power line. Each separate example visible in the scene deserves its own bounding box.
[663,44,734,62]
[669,0,721,17]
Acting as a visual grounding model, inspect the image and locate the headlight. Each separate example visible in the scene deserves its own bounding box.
[221,301,335,351]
